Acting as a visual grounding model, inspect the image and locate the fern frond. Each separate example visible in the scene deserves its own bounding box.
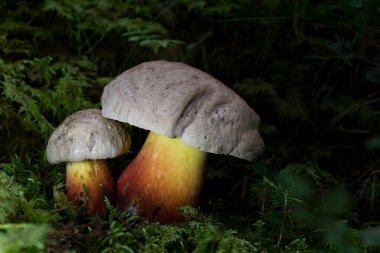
[234,78,277,97]
[2,78,54,138]
[234,78,308,121]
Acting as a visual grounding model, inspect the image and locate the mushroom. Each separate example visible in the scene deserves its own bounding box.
[102,61,264,223]
[46,109,131,216]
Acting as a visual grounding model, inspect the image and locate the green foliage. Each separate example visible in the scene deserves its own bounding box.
[0,171,25,223]
[0,170,57,224]
[1,56,98,139]
[42,0,182,54]
[249,165,380,253]
[101,220,136,253]
[98,207,259,253]
[52,183,79,221]
[1,0,380,252]
[234,78,308,122]
[0,171,53,253]
[0,223,50,253]
[96,204,380,253]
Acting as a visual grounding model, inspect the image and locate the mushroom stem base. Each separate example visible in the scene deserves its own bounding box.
[117,131,206,223]
[66,160,115,217]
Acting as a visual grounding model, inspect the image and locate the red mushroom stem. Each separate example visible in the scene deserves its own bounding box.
[117,131,206,223]
[66,160,115,217]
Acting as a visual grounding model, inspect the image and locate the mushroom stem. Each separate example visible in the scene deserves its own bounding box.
[66,160,115,217]
[117,131,206,223]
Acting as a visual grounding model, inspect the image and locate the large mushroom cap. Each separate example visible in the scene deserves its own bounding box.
[101,61,264,161]
[46,109,131,164]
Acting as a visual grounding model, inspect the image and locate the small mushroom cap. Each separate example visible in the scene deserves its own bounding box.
[101,61,264,161]
[46,109,131,164]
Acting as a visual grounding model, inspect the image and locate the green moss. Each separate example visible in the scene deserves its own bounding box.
[1,0,380,252]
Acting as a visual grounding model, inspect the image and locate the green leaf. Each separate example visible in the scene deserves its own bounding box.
[0,223,50,253]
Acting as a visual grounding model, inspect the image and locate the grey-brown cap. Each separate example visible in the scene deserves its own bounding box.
[101,61,264,161]
[46,109,131,164]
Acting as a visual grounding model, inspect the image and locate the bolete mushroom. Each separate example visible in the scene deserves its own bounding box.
[46,109,131,216]
[101,61,264,223]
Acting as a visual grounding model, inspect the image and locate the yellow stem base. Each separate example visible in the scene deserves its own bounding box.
[66,160,115,217]
[117,131,206,223]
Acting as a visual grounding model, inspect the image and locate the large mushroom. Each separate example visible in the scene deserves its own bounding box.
[46,109,131,216]
[102,61,264,223]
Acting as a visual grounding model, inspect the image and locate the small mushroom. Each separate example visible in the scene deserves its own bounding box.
[102,61,264,223]
[46,109,131,216]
